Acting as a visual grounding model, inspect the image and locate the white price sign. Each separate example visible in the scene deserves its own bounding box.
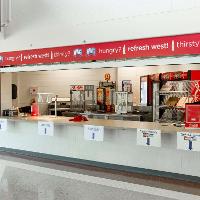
[0,119,7,132]
[84,125,104,141]
[177,132,200,151]
[137,129,161,147]
[38,121,54,136]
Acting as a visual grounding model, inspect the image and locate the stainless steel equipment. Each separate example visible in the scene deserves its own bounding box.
[97,81,116,112]
[70,85,95,112]
[84,113,141,121]
[3,109,18,117]
[48,97,70,116]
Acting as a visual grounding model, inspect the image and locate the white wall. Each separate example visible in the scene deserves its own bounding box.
[1,73,12,112]
[118,64,200,104]
[0,0,200,51]
[16,68,117,107]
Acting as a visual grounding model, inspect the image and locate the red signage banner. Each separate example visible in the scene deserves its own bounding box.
[0,33,200,67]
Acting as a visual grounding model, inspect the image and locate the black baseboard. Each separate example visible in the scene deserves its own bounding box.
[0,147,199,184]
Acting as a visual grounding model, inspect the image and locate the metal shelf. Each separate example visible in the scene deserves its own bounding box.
[159,105,185,109]
[159,91,188,94]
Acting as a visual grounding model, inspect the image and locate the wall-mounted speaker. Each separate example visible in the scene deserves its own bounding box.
[12,84,17,99]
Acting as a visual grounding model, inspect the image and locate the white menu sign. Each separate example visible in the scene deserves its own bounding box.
[84,125,104,141]
[137,129,161,147]
[38,121,54,136]
[177,132,200,151]
[0,119,8,132]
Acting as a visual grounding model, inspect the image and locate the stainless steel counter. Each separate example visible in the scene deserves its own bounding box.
[82,113,142,121]
[2,115,199,134]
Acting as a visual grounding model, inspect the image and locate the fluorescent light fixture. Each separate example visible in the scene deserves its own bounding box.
[0,0,12,34]
[0,55,200,73]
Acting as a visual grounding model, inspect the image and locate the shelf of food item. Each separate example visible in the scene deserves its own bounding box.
[158,105,185,109]
[155,80,200,123]
[159,91,188,94]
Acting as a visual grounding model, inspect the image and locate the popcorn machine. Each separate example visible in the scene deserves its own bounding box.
[70,85,95,112]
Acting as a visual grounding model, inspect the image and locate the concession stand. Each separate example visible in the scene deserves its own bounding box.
[0,33,199,182]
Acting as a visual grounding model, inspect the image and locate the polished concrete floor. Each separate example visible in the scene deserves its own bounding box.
[0,154,199,200]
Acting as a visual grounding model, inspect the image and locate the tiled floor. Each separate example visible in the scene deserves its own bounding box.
[0,154,199,200]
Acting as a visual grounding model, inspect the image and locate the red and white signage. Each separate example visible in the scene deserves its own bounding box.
[185,104,200,129]
[70,85,84,91]
[189,70,200,81]
[190,80,200,102]
[0,33,200,67]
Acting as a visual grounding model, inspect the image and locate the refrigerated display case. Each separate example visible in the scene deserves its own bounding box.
[155,80,200,123]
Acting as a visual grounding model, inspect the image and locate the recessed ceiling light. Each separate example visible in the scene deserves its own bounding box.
[145,64,159,66]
